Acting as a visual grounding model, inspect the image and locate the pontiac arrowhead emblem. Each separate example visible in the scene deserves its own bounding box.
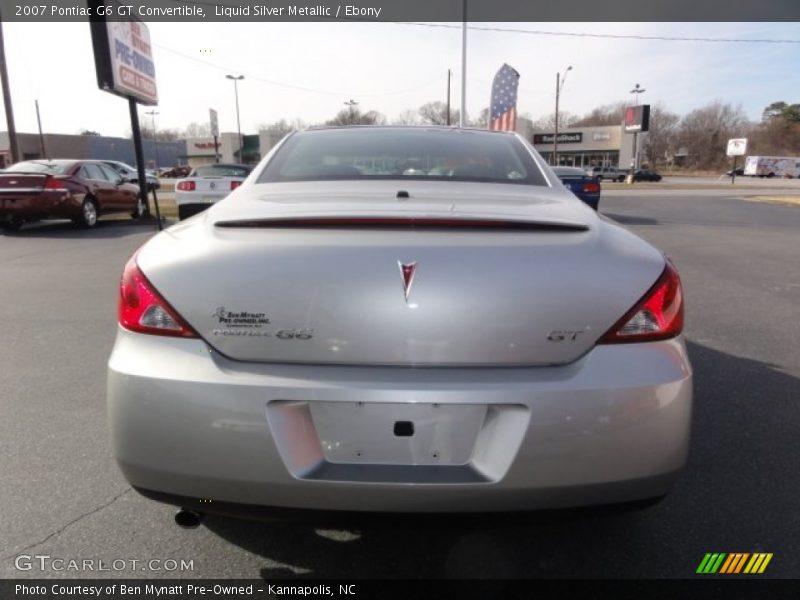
[398,261,417,303]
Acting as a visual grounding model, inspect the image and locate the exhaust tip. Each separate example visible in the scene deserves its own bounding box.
[174,508,204,529]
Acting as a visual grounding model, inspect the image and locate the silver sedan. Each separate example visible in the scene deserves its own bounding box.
[108,126,691,524]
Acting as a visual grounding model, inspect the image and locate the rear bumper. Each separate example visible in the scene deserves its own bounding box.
[1,192,77,221]
[108,329,693,513]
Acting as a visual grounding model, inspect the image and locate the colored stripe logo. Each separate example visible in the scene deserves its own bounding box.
[696,553,773,574]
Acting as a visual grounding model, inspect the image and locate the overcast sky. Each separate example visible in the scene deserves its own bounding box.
[1,21,798,137]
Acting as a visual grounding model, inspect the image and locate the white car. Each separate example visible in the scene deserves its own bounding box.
[174,163,252,220]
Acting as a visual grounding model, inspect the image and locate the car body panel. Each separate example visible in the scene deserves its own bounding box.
[174,164,252,218]
[108,329,691,512]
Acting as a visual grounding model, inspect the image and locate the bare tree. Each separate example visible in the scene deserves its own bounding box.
[528,111,577,132]
[393,109,421,125]
[676,100,750,170]
[183,121,211,138]
[571,102,628,127]
[257,118,308,138]
[417,101,459,126]
[127,126,181,142]
[326,106,386,126]
[641,104,680,167]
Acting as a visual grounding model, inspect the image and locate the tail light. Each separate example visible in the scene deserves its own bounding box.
[598,261,684,344]
[176,181,196,191]
[119,255,198,338]
[582,181,600,194]
[231,180,242,190]
[44,176,68,191]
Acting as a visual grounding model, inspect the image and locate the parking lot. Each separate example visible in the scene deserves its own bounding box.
[1,182,799,579]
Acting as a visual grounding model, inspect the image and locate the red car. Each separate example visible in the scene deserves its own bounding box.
[0,159,145,231]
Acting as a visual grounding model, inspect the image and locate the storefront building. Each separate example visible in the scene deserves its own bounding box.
[532,125,639,169]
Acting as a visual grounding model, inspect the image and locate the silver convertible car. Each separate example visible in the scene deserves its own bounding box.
[108,127,691,525]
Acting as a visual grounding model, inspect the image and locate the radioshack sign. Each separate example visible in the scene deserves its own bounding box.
[533,133,583,145]
[90,16,158,106]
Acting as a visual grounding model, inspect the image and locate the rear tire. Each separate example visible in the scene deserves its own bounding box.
[177,205,189,221]
[75,198,98,228]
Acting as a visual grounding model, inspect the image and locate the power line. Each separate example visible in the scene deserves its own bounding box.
[392,22,800,44]
[152,42,441,97]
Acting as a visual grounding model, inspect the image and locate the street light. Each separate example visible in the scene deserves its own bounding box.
[629,83,646,173]
[226,74,244,163]
[553,65,572,166]
[145,109,159,170]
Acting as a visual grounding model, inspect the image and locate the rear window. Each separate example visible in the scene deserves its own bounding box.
[192,165,250,178]
[6,161,73,175]
[259,128,548,186]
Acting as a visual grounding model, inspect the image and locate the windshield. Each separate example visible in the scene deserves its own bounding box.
[6,161,73,175]
[259,128,548,186]
[192,165,251,178]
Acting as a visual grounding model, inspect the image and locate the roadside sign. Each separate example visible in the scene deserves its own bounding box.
[727,138,748,157]
[209,109,219,137]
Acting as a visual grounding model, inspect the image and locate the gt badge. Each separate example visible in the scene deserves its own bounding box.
[398,261,417,303]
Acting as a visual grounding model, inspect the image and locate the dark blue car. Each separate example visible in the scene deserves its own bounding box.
[552,167,601,210]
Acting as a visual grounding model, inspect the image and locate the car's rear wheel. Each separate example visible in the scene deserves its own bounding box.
[177,205,190,221]
[596,175,604,182]
[75,198,98,228]
[131,196,146,219]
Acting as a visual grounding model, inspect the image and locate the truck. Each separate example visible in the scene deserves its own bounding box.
[585,165,627,182]
[743,156,800,178]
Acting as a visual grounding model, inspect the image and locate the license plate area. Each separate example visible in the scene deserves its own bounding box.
[309,402,487,466]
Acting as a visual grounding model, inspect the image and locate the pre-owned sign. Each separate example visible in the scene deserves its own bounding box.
[90,18,158,105]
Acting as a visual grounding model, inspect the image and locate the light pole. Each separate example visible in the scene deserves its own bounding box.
[344,99,359,124]
[145,109,159,170]
[553,65,572,166]
[226,75,244,163]
[629,83,646,174]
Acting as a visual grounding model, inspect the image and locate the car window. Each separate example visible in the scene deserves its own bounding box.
[6,161,73,175]
[260,129,548,186]
[82,164,108,181]
[192,165,251,178]
[98,164,123,182]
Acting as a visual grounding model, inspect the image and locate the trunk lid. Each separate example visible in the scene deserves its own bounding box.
[0,173,51,194]
[138,181,665,366]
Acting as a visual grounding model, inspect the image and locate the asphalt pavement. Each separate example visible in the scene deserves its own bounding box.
[1,184,798,579]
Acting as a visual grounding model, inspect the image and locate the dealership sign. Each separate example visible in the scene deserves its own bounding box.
[533,132,583,145]
[726,138,748,157]
[90,17,158,105]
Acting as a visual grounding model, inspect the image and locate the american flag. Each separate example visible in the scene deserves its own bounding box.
[489,64,520,131]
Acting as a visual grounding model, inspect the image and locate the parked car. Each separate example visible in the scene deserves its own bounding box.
[102,160,160,192]
[725,167,745,177]
[108,126,691,523]
[160,165,192,178]
[585,165,626,182]
[1,159,144,231]
[552,166,601,210]
[634,169,663,182]
[175,163,253,220]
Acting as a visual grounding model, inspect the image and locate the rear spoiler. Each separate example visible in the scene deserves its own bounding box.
[214,216,589,232]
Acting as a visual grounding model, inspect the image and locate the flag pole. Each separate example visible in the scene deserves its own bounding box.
[459,0,467,127]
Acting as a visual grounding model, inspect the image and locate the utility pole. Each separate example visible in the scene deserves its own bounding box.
[35,99,47,159]
[553,66,572,166]
[0,16,20,165]
[226,74,244,162]
[459,0,467,127]
[145,109,159,170]
[446,69,451,126]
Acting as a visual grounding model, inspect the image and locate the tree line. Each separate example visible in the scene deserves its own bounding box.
[101,98,799,171]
